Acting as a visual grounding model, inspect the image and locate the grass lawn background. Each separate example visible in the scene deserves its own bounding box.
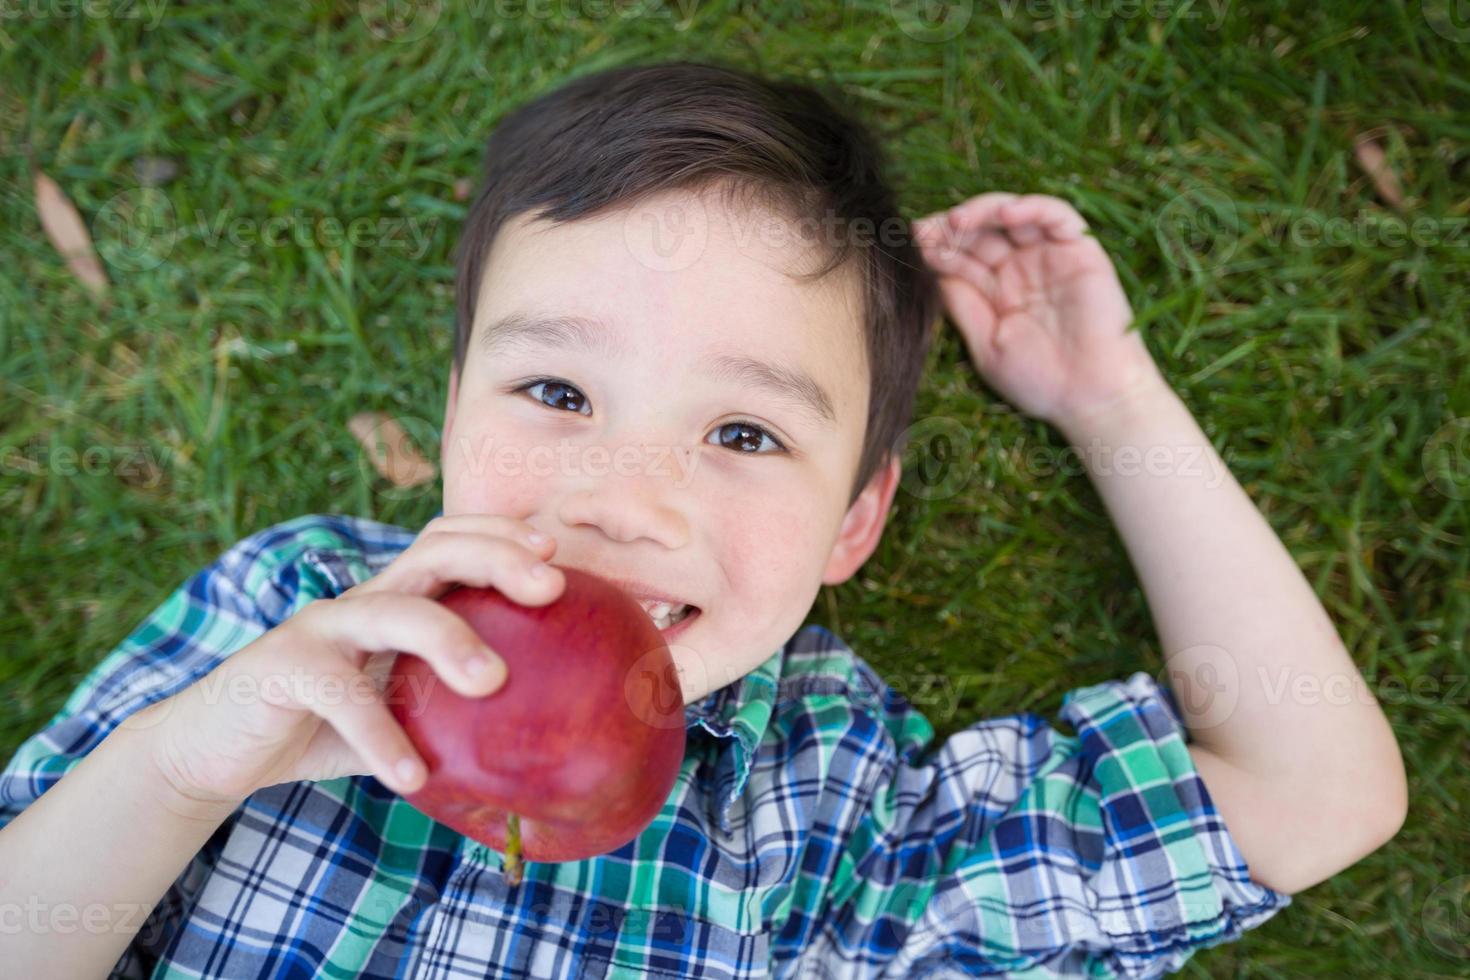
[2,1,1467,976]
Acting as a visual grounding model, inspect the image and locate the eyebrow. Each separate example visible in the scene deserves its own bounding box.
[479,311,632,361]
[478,311,838,429]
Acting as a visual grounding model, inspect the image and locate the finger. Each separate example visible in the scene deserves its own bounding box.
[914,214,979,264]
[936,274,1000,369]
[290,653,429,795]
[992,260,1031,321]
[289,721,358,782]
[912,214,950,252]
[916,226,958,269]
[301,592,509,697]
[354,530,563,606]
[972,230,1015,267]
[918,194,1021,256]
[929,193,1023,255]
[1007,224,1044,247]
[360,649,398,688]
[918,222,1003,274]
[997,195,1089,239]
[945,192,1023,233]
[419,512,556,558]
[924,235,1001,294]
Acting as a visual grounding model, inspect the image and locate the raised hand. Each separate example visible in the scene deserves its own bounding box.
[914,192,1166,430]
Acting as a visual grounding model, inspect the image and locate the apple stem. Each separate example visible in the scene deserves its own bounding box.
[504,812,524,886]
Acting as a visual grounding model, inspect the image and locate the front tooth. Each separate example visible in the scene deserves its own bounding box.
[644,601,673,620]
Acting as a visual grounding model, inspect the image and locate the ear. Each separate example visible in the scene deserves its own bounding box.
[821,453,902,586]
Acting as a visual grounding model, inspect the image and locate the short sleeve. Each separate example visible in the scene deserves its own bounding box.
[0,532,280,978]
[798,671,1292,979]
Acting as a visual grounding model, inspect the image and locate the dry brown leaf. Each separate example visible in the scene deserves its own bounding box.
[33,169,108,299]
[1353,134,1406,210]
[453,177,472,201]
[349,412,437,488]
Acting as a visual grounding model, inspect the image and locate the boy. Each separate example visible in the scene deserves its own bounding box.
[0,59,1406,978]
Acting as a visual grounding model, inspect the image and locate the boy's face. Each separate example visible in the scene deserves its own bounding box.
[441,186,902,704]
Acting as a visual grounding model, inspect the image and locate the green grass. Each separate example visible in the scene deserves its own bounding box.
[2,1,1467,975]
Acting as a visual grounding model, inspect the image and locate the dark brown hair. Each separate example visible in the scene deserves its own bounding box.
[453,58,941,508]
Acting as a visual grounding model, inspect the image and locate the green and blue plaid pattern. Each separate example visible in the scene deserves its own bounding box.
[1,513,1290,978]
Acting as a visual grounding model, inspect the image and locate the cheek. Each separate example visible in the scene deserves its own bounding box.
[715,487,824,606]
[440,424,552,519]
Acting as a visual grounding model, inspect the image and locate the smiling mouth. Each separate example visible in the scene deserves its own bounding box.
[636,600,697,631]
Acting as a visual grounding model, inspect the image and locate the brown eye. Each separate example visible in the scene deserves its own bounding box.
[521,379,590,416]
[709,421,786,455]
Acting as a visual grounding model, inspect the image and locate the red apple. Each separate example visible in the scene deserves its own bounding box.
[385,567,686,885]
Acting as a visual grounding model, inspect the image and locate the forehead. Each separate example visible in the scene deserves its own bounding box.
[472,186,870,430]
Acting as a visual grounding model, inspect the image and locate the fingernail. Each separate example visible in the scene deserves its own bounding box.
[464,653,498,678]
[395,757,423,788]
[527,532,546,546]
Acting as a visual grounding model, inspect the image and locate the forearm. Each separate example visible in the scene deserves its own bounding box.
[1056,381,1405,816]
[0,701,236,978]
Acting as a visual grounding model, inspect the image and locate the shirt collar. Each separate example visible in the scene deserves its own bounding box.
[682,644,784,835]
[301,511,785,836]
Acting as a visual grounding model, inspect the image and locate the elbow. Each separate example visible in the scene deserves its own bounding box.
[1353,705,1410,854]
[1363,739,1409,851]
[1252,737,1409,897]
[1328,698,1410,863]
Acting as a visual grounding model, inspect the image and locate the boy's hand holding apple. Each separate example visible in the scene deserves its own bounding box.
[139,514,563,817]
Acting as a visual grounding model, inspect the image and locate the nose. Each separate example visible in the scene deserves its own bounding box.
[557,479,691,549]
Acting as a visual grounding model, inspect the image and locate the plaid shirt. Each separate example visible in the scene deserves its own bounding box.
[1,513,1290,978]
